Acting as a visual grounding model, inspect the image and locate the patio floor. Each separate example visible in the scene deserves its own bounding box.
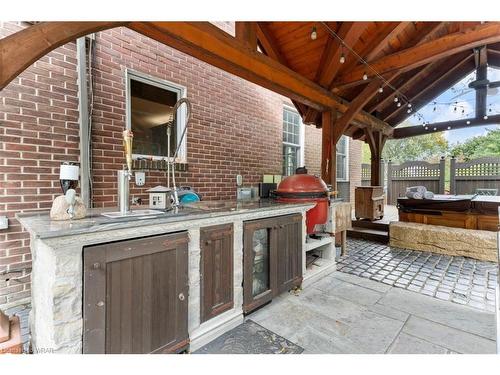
[337,239,498,312]
[248,269,497,354]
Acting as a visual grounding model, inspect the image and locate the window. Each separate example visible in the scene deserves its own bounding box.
[282,106,304,176]
[126,70,187,162]
[336,136,349,181]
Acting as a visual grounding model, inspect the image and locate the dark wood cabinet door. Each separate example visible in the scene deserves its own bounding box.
[243,217,277,314]
[275,214,303,295]
[83,232,189,354]
[200,224,234,323]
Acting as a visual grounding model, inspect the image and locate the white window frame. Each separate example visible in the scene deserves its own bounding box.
[282,104,305,175]
[125,69,188,163]
[336,135,350,182]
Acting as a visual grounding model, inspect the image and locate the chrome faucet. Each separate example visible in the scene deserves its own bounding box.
[118,130,134,214]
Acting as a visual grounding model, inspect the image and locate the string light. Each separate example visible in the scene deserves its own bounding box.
[447,126,451,130]
[483,115,489,120]
[310,26,317,40]
[339,52,346,64]
[466,120,471,124]
[362,72,368,80]
[397,102,401,107]
[394,96,399,103]
[378,86,383,93]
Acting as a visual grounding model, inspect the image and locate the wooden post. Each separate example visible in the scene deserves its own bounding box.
[365,129,386,186]
[439,156,446,194]
[321,110,337,190]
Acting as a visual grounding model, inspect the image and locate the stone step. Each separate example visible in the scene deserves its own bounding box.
[347,227,389,243]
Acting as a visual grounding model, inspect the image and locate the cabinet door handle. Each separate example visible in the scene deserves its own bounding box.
[178,293,185,301]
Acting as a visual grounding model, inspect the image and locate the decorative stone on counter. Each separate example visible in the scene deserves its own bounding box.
[50,195,87,220]
[390,221,498,262]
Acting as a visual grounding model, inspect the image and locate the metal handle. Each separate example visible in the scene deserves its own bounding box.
[178,293,185,301]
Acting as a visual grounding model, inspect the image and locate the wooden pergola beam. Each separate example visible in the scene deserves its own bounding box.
[332,22,500,88]
[0,21,127,90]
[128,22,389,131]
[333,78,383,141]
[393,114,500,139]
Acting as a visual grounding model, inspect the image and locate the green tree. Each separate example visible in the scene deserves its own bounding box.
[450,128,500,160]
[362,120,449,164]
[382,132,449,163]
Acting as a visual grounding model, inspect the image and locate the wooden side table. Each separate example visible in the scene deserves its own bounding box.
[355,186,384,221]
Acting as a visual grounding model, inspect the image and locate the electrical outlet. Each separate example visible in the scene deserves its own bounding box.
[135,171,146,186]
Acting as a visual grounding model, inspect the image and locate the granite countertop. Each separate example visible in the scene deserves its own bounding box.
[16,200,313,240]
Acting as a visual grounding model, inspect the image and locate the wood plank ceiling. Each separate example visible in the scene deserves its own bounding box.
[255,21,500,137]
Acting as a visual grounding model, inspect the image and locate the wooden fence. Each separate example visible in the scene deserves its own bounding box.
[450,157,500,195]
[358,157,500,205]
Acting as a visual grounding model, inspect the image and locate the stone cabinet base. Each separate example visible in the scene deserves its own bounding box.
[390,221,498,262]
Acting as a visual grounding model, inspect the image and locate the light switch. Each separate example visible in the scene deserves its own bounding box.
[135,171,145,186]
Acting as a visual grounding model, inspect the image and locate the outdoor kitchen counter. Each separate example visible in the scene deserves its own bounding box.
[17,200,314,240]
[16,200,315,353]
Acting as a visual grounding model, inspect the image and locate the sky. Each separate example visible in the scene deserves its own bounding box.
[401,67,500,145]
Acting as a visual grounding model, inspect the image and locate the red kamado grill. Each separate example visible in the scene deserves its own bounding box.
[274,167,329,234]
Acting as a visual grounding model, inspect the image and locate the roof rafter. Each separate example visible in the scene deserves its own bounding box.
[382,53,475,123]
[332,22,500,88]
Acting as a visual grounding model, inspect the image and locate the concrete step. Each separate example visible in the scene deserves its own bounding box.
[347,227,389,243]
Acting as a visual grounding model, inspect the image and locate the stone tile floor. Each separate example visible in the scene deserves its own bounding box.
[249,271,497,354]
[336,239,498,312]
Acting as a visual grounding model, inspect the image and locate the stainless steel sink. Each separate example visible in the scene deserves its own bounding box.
[101,209,165,219]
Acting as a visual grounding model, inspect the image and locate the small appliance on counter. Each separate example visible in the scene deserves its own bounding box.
[50,162,87,221]
[147,185,200,209]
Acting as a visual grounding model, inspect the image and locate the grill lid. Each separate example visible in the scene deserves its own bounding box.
[275,171,328,198]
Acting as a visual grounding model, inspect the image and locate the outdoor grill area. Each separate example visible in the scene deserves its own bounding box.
[1,13,500,360]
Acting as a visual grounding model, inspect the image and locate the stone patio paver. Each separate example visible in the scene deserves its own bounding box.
[337,239,498,312]
[248,271,496,354]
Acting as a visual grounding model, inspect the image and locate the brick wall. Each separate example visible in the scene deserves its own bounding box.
[0,22,362,308]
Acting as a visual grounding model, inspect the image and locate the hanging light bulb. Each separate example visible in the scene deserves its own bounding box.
[397,102,401,107]
[425,126,429,130]
[466,120,471,125]
[433,127,437,131]
[447,126,451,130]
[362,72,368,81]
[310,26,317,40]
[483,115,489,120]
[378,86,383,93]
[394,96,399,103]
[407,108,412,114]
[339,53,346,64]
[407,103,412,108]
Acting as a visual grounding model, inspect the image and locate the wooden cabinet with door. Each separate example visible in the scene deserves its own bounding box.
[83,232,189,354]
[200,224,234,323]
[243,214,302,313]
